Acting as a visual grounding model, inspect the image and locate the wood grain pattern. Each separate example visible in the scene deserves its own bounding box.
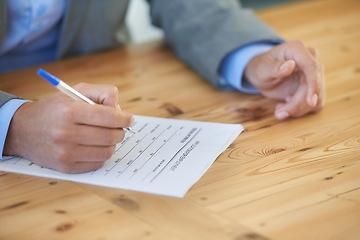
[1,0,359,239]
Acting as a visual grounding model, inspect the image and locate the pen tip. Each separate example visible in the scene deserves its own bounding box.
[127,128,136,134]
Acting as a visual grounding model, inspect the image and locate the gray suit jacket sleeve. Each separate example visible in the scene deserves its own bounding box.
[1,0,282,92]
[0,91,22,107]
[149,0,282,89]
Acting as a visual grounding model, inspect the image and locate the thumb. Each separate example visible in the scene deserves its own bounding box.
[245,54,295,89]
[256,59,295,89]
[276,59,296,79]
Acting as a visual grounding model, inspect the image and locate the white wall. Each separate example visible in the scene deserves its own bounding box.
[126,0,164,44]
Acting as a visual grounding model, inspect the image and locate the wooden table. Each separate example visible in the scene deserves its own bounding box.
[1,0,359,239]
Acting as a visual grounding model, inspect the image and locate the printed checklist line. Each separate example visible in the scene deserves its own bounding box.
[104,132,149,176]
[149,128,202,183]
[127,128,168,179]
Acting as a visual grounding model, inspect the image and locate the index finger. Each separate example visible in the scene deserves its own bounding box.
[60,101,134,129]
[73,83,120,108]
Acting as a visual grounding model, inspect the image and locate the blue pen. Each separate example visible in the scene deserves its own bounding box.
[37,68,135,134]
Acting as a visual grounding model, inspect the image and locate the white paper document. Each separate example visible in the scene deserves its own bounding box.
[0,116,243,197]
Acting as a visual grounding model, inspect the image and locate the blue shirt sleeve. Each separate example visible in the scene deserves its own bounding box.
[220,41,283,94]
[0,99,29,159]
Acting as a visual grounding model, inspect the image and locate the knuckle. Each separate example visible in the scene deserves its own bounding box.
[290,39,305,48]
[58,103,76,121]
[308,46,316,52]
[100,85,119,100]
[55,147,72,164]
[50,126,69,143]
[73,82,89,91]
[308,47,319,58]
[305,60,321,72]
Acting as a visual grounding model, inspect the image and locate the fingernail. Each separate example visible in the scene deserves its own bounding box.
[311,94,318,107]
[276,111,289,120]
[280,61,289,71]
[117,104,122,110]
[130,116,135,126]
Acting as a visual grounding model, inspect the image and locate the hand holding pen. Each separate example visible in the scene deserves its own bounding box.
[38,69,135,133]
[3,69,135,173]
